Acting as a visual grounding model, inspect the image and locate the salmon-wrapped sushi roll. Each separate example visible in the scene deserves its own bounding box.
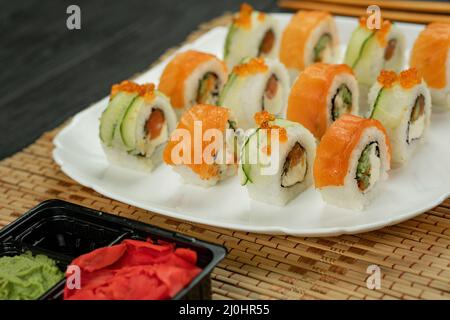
[224,3,280,69]
[158,50,228,118]
[286,63,359,139]
[368,69,431,167]
[410,22,450,111]
[99,81,177,172]
[314,114,391,210]
[219,57,289,130]
[280,11,339,82]
[163,104,237,187]
[344,17,405,114]
[239,112,317,206]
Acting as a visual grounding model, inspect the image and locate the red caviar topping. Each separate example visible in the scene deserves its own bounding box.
[258,12,266,22]
[358,16,367,28]
[376,20,392,47]
[377,70,398,88]
[399,68,422,89]
[254,111,275,128]
[254,111,288,143]
[262,145,271,155]
[234,3,253,29]
[233,58,268,76]
[377,68,422,89]
[269,125,288,143]
[111,80,155,101]
[359,16,392,47]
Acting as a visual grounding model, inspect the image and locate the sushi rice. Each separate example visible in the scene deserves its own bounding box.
[287,63,359,140]
[368,69,432,167]
[239,113,317,206]
[224,3,280,69]
[158,50,228,118]
[163,104,237,187]
[344,17,405,115]
[280,10,339,83]
[314,115,391,210]
[219,57,289,130]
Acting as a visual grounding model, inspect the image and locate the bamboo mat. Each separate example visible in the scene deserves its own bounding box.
[1,14,449,300]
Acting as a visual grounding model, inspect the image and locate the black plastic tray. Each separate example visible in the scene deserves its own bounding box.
[0,199,227,300]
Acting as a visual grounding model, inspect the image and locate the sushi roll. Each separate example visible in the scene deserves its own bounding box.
[314,114,391,210]
[344,17,405,115]
[280,11,339,82]
[158,50,228,118]
[239,112,316,206]
[410,22,450,111]
[99,81,177,172]
[286,63,359,139]
[163,104,237,187]
[368,69,431,167]
[224,3,280,69]
[218,57,289,130]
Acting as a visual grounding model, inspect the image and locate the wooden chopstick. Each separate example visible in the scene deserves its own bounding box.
[278,0,450,24]
[304,0,450,14]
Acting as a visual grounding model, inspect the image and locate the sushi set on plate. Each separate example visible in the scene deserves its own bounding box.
[53,4,450,237]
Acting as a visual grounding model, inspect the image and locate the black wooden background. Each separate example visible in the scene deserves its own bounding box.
[0,0,278,160]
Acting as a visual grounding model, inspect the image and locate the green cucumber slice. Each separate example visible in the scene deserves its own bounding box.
[219,57,251,106]
[356,142,377,191]
[313,34,331,62]
[369,88,384,118]
[224,24,238,59]
[240,128,260,185]
[120,96,145,151]
[218,72,238,106]
[371,88,408,129]
[99,92,138,146]
[273,118,296,128]
[344,27,375,68]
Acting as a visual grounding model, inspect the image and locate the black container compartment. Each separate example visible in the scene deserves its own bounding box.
[0,199,227,300]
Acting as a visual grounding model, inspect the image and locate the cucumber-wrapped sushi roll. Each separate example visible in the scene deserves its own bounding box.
[219,57,289,130]
[410,22,450,111]
[163,104,237,187]
[314,114,391,210]
[239,112,317,206]
[100,81,177,172]
[368,69,431,167]
[344,17,405,114]
[224,3,280,69]
[287,63,359,139]
[280,11,339,82]
[158,50,228,118]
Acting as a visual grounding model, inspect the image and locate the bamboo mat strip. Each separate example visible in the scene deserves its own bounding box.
[0,14,449,300]
[277,0,450,24]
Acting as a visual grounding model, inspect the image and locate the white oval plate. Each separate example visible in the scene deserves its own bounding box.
[53,14,450,236]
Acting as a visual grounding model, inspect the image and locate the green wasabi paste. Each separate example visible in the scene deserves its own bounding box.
[0,251,64,300]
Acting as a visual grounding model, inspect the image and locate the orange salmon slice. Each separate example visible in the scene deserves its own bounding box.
[163,104,230,180]
[280,10,331,71]
[410,22,450,89]
[314,114,391,188]
[158,50,227,109]
[287,63,354,139]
